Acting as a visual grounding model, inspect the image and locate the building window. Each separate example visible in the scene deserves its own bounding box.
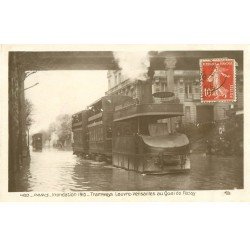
[185,83,193,94]
[223,108,226,118]
[185,83,193,99]
[178,87,184,93]
[185,106,191,122]
[155,85,160,92]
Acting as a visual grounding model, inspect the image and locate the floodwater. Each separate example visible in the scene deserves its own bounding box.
[17,147,243,192]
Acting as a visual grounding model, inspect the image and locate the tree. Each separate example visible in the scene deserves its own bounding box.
[38,114,72,148]
[25,99,34,129]
[55,114,72,145]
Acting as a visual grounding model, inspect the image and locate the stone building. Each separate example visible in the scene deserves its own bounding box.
[106,60,243,125]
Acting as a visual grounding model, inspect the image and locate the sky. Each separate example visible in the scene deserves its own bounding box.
[24,70,108,134]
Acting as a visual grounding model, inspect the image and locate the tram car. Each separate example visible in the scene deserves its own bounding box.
[72,110,89,156]
[72,95,132,161]
[72,80,190,174]
[112,81,190,174]
[32,133,43,151]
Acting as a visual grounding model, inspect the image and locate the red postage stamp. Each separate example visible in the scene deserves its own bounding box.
[200,58,236,102]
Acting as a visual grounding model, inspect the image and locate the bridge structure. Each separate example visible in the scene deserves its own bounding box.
[8,50,243,191]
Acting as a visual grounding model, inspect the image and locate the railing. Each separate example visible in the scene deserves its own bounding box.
[72,121,82,128]
[88,112,103,122]
[114,103,183,121]
[87,121,103,128]
[105,79,131,95]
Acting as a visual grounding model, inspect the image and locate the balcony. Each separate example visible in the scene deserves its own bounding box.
[88,112,103,122]
[114,103,183,121]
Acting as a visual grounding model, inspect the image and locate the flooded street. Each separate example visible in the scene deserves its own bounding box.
[17,148,243,192]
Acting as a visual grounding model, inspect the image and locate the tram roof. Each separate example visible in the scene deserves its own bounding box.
[87,95,134,109]
[113,103,184,122]
[87,97,103,108]
[72,109,88,116]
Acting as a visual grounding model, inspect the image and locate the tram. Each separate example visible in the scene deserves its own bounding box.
[72,95,132,161]
[72,79,190,174]
[32,133,43,151]
[112,81,190,174]
[72,110,89,156]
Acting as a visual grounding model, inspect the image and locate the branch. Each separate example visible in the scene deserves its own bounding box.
[25,71,37,79]
[24,82,39,91]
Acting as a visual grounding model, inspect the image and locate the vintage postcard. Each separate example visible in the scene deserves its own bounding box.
[0,45,249,201]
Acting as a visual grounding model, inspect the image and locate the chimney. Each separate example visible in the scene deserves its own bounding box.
[136,68,154,104]
[164,57,177,95]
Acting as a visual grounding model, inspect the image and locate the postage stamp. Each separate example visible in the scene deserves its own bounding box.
[200,58,236,103]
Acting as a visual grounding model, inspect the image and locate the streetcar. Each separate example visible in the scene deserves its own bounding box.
[32,133,43,151]
[72,80,190,174]
[72,110,89,156]
[72,95,132,161]
[112,81,190,174]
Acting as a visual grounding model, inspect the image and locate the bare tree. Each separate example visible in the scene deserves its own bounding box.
[25,99,34,129]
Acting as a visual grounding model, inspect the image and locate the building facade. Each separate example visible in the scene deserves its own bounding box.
[106,62,243,125]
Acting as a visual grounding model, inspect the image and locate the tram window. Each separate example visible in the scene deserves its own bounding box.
[101,128,103,140]
[147,118,177,136]
[148,123,169,136]
[139,120,150,135]
[106,127,112,138]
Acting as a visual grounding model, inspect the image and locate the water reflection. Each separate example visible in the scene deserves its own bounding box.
[17,148,243,192]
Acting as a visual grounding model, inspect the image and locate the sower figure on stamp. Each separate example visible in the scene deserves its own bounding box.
[207,64,230,98]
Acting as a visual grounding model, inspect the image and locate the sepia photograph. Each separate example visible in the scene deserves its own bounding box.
[5,48,244,195]
[1,2,250,250]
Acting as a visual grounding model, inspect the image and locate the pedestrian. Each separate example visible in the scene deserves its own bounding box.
[204,139,212,157]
